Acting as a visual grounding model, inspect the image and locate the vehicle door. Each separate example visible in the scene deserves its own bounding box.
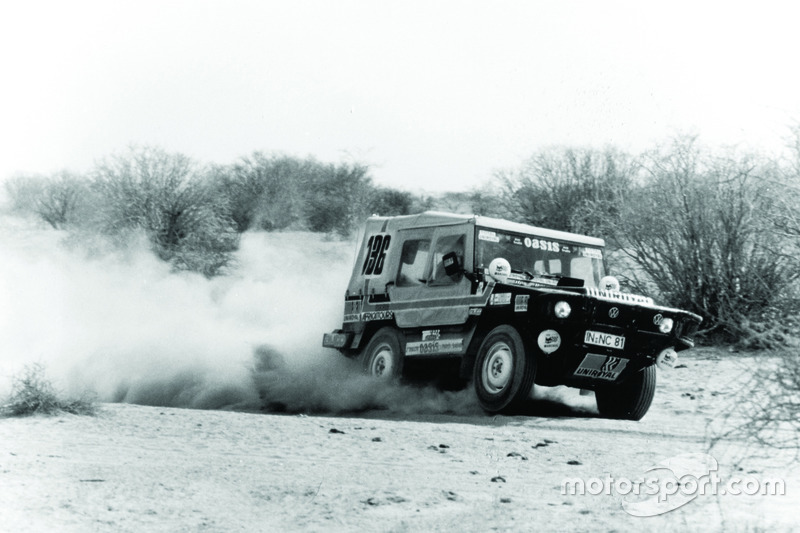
[389,224,473,328]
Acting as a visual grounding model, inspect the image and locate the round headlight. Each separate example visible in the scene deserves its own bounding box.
[658,317,674,334]
[554,301,571,319]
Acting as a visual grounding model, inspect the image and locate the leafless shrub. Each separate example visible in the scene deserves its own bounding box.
[499,146,637,236]
[710,349,800,457]
[1,363,97,417]
[93,146,239,276]
[607,137,798,346]
[4,171,87,229]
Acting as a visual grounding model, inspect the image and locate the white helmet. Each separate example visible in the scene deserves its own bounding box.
[487,257,511,283]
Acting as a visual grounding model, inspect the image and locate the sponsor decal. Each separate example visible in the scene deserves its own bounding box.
[469,307,483,316]
[537,329,561,354]
[490,292,512,306]
[580,247,603,259]
[343,300,363,322]
[513,237,523,245]
[361,310,394,321]
[405,338,464,356]
[573,353,629,380]
[608,307,620,319]
[478,229,500,242]
[515,294,530,312]
[524,237,560,252]
[653,313,664,325]
[584,330,626,350]
[422,329,441,341]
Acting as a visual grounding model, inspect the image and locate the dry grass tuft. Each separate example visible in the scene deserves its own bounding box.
[1,363,97,417]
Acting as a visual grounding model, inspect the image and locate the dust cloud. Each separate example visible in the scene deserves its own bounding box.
[0,214,480,415]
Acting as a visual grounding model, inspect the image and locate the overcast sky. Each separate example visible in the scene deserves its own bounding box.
[1,1,799,192]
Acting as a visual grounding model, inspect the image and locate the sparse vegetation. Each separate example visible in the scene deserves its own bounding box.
[1,363,97,417]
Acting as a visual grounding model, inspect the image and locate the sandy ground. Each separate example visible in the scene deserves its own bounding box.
[1,349,798,533]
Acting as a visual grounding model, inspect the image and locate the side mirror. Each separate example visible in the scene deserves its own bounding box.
[442,251,462,277]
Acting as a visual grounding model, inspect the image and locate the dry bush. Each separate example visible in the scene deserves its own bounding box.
[1,363,97,417]
[4,171,87,229]
[607,137,797,347]
[499,146,637,236]
[93,146,239,276]
[303,161,374,235]
[213,153,308,232]
[711,349,800,456]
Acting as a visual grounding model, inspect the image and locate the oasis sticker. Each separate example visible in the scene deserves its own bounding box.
[405,338,463,356]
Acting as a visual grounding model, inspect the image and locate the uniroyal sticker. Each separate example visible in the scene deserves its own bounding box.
[478,229,500,242]
[361,311,394,321]
[537,329,561,354]
[490,293,512,306]
[515,294,530,312]
[405,338,464,356]
[573,354,628,381]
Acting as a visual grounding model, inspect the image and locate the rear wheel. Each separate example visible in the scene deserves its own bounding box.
[595,365,656,421]
[359,327,404,380]
[473,325,535,413]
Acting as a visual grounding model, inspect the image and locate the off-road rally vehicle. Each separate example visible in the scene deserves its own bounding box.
[323,212,702,420]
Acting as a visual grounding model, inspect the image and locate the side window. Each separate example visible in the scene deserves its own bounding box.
[430,234,466,286]
[397,239,431,287]
[533,258,562,275]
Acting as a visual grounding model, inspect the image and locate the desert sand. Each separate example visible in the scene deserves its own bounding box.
[1,349,797,532]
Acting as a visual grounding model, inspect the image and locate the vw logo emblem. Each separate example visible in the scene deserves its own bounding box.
[653,313,663,325]
[608,307,619,318]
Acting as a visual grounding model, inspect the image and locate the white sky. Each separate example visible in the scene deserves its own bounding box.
[1,1,799,192]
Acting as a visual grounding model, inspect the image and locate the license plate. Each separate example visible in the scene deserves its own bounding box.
[584,330,626,350]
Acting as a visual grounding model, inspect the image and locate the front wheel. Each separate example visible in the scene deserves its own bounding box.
[359,327,404,380]
[595,365,657,421]
[473,325,536,413]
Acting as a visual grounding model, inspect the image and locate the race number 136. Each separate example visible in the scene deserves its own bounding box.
[362,234,391,276]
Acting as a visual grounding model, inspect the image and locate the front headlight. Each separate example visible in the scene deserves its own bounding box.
[658,317,674,334]
[554,301,571,319]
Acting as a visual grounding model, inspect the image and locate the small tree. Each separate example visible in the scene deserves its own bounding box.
[500,147,636,235]
[93,146,239,276]
[610,137,797,345]
[214,153,308,232]
[368,187,415,217]
[4,171,86,229]
[304,162,373,235]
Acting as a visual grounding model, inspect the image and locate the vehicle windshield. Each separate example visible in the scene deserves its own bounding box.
[475,227,605,288]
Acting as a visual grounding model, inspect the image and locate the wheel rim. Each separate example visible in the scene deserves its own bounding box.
[482,341,514,393]
[369,343,394,378]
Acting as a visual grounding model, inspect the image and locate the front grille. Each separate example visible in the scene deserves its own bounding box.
[586,288,654,306]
